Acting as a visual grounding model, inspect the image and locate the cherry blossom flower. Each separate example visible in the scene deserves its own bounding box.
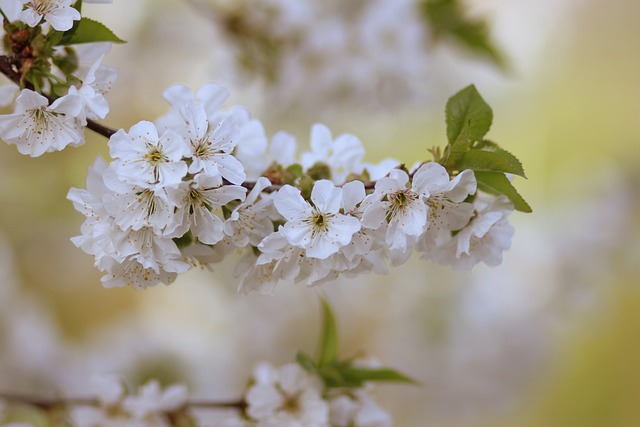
[108,121,187,187]
[0,89,83,157]
[274,180,361,259]
[165,173,246,245]
[177,102,246,184]
[301,124,365,184]
[223,177,275,247]
[1,0,80,31]
[431,196,515,271]
[245,362,329,427]
[361,168,430,252]
[123,380,187,425]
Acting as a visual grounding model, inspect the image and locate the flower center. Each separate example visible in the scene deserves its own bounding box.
[29,0,56,14]
[281,393,301,414]
[387,189,418,221]
[144,146,167,165]
[28,107,53,134]
[193,139,216,159]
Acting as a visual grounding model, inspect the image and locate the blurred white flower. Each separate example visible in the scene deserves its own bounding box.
[246,362,329,426]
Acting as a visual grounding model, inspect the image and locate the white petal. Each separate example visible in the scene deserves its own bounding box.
[274,186,311,221]
[310,179,341,213]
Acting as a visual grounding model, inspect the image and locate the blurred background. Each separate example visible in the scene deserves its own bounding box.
[0,0,639,426]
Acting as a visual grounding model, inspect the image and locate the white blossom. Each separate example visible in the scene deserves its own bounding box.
[431,196,515,271]
[108,120,187,187]
[165,173,246,245]
[123,380,187,425]
[361,167,429,252]
[2,0,80,31]
[0,89,83,157]
[301,124,365,184]
[223,176,275,247]
[275,180,360,259]
[329,392,391,427]
[177,103,246,184]
[246,362,329,427]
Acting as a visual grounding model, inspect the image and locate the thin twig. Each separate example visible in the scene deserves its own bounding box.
[0,391,245,410]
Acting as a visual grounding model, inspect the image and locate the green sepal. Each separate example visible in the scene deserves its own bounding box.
[298,175,314,201]
[51,83,69,97]
[53,46,79,76]
[47,30,65,46]
[317,297,338,367]
[285,163,304,180]
[457,148,526,178]
[59,17,125,45]
[307,161,332,181]
[475,171,532,213]
[172,231,193,249]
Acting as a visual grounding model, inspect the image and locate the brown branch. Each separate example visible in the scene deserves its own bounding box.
[0,391,246,411]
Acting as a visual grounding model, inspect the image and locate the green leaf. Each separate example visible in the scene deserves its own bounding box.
[445,84,493,145]
[59,18,125,45]
[295,351,317,373]
[457,148,526,177]
[475,172,532,213]
[421,0,505,68]
[443,118,472,169]
[474,140,525,177]
[318,297,338,367]
[342,367,418,386]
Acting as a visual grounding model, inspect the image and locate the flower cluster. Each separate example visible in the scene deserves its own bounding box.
[0,1,117,156]
[205,0,429,114]
[70,376,188,427]
[68,82,516,291]
[0,363,394,427]
[221,361,392,427]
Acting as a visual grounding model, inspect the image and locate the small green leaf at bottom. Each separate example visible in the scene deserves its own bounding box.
[318,297,338,367]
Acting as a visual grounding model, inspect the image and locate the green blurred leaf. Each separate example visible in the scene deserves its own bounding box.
[59,18,125,45]
[422,0,505,68]
[296,351,317,373]
[445,84,493,145]
[342,367,418,385]
[475,171,532,213]
[457,148,526,177]
[318,297,338,367]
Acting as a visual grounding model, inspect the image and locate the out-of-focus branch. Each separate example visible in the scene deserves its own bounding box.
[0,391,246,410]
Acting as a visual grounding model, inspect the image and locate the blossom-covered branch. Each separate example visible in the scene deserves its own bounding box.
[0,301,409,427]
[0,1,530,293]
